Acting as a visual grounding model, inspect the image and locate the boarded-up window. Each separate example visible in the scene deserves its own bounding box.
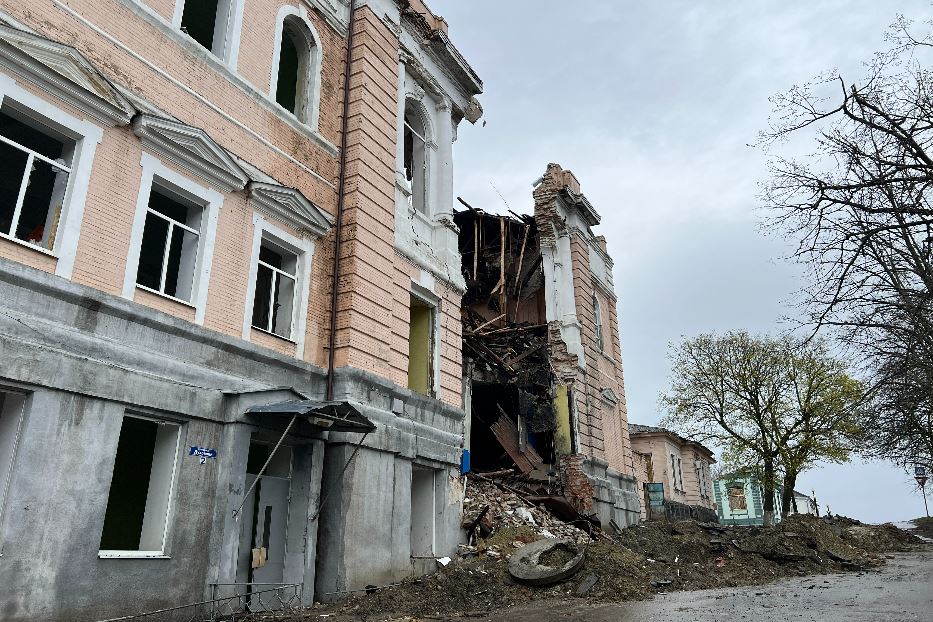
[408,295,434,396]
[728,484,747,511]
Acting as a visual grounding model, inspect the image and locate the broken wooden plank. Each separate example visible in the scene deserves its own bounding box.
[470,313,506,334]
[490,406,543,474]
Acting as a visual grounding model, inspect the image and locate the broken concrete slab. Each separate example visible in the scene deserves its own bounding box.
[507,538,586,586]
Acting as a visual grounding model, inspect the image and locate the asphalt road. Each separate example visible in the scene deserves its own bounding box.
[480,552,933,622]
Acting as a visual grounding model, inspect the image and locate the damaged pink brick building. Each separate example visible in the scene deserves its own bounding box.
[456,163,641,528]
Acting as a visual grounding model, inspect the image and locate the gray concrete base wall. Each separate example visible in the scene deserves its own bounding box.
[583,458,642,528]
[0,258,465,620]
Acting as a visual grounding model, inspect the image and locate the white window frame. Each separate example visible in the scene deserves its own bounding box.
[0,73,102,278]
[242,215,314,357]
[172,0,245,67]
[593,291,605,352]
[123,153,221,324]
[400,99,433,218]
[268,5,323,130]
[98,413,182,559]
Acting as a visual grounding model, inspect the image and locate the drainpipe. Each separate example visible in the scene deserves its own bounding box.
[326,0,358,401]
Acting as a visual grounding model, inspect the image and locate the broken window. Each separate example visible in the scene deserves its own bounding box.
[135,184,203,302]
[403,104,427,214]
[410,466,436,557]
[99,415,180,554]
[251,240,298,339]
[592,291,604,352]
[274,17,317,121]
[180,0,234,58]
[0,106,74,251]
[727,484,747,511]
[0,391,26,526]
[408,295,435,396]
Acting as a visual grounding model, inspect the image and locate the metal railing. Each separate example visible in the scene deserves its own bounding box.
[97,583,303,622]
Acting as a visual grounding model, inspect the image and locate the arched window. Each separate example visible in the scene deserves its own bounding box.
[403,103,428,214]
[272,13,321,126]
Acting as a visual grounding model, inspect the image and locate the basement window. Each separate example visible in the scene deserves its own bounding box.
[251,239,298,339]
[0,391,26,527]
[180,0,235,58]
[99,415,180,556]
[135,184,203,303]
[408,295,435,396]
[0,106,74,251]
[403,104,427,214]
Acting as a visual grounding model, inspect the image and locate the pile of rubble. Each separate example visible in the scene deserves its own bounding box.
[308,483,929,621]
[459,476,592,558]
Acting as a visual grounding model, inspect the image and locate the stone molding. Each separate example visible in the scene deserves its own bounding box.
[248,182,333,238]
[0,23,135,125]
[132,114,250,192]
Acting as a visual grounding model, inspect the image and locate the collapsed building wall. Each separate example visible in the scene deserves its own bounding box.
[455,164,641,528]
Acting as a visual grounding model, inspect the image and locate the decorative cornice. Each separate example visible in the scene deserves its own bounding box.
[302,0,350,36]
[132,114,249,192]
[0,24,135,126]
[559,187,600,227]
[248,182,333,238]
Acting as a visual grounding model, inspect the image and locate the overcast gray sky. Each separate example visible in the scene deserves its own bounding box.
[433,0,933,522]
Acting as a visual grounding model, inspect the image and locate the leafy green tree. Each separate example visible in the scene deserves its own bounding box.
[661,332,863,524]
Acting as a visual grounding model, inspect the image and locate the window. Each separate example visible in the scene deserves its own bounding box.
[135,185,203,303]
[99,415,180,555]
[274,17,318,120]
[593,291,604,352]
[728,484,747,511]
[403,104,428,214]
[180,0,235,58]
[0,391,26,526]
[408,295,435,396]
[0,106,74,251]
[251,240,298,339]
[677,457,684,491]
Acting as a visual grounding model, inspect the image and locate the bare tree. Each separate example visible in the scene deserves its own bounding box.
[762,15,933,471]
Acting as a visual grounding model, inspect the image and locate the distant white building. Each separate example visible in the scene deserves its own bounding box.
[791,490,819,516]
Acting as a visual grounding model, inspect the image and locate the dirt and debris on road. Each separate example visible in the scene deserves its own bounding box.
[307,477,928,621]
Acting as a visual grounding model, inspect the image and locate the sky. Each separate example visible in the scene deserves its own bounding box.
[432,0,933,522]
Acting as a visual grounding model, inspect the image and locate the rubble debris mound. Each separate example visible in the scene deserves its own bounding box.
[309,481,930,621]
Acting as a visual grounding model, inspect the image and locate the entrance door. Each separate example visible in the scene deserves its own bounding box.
[250,476,289,584]
[235,441,292,607]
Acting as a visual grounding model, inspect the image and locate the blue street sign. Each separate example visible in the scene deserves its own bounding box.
[189,446,217,464]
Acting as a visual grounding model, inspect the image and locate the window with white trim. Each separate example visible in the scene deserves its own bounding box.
[593,291,605,352]
[403,104,428,214]
[99,414,180,556]
[251,239,298,339]
[274,17,319,121]
[135,184,203,303]
[180,0,235,59]
[0,105,74,251]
